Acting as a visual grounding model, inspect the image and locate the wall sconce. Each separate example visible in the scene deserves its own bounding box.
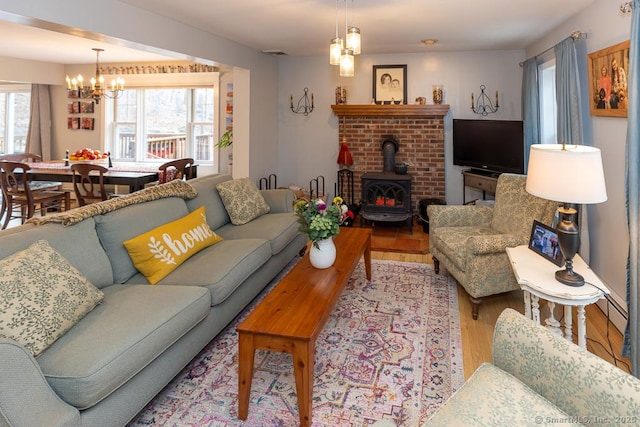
[471,85,499,116]
[290,87,315,116]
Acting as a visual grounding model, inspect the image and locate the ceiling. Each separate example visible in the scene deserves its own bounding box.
[0,0,597,65]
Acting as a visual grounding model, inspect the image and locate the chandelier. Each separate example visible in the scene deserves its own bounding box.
[65,48,125,104]
[329,0,361,77]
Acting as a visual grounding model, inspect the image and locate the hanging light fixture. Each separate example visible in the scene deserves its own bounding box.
[330,0,361,77]
[65,48,125,104]
[340,48,355,77]
[329,0,343,65]
[346,0,361,55]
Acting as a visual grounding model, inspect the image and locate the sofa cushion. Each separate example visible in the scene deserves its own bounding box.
[0,241,104,357]
[125,238,272,306]
[216,212,302,255]
[216,177,270,225]
[425,363,571,426]
[37,284,210,410]
[94,197,190,283]
[185,174,232,230]
[430,226,497,272]
[0,218,114,288]
[123,206,224,284]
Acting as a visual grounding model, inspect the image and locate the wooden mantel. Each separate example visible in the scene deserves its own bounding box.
[331,104,450,118]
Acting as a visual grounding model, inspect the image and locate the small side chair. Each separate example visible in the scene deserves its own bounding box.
[158,158,194,184]
[0,161,70,229]
[70,163,110,206]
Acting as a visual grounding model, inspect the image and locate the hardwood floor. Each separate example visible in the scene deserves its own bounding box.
[366,223,632,379]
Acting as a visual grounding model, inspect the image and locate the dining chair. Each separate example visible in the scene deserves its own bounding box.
[0,161,70,229]
[0,153,62,190]
[158,158,194,184]
[70,163,110,206]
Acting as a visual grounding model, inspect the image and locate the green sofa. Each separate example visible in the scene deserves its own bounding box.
[425,308,640,426]
[0,173,307,427]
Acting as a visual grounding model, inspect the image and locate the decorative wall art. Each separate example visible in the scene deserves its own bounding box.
[587,40,630,118]
[372,64,407,104]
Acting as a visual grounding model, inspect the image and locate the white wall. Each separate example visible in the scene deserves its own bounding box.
[0,0,280,181]
[525,1,631,328]
[277,50,525,203]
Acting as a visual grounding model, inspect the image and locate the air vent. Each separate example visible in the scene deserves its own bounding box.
[261,50,288,56]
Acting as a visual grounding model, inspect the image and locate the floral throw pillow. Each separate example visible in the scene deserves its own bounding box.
[0,240,105,357]
[216,178,270,225]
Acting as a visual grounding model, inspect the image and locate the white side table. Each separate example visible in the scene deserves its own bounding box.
[505,245,609,349]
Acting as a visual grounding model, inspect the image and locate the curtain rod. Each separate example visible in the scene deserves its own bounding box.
[518,31,587,67]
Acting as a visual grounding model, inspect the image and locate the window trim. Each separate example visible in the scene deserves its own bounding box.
[102,72,219,167]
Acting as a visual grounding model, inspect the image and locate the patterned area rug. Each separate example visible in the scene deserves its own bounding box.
[128,260,463,426]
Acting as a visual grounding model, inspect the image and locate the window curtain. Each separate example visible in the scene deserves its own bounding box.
[25,84,52,160]
[623,0,640,377]
[522,58,540,173]
[554,36,593,262]
[555,38,584,144]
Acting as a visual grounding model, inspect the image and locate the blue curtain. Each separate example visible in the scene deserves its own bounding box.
[555,38,584,144]
[623,0,640,377]
[522,58,539,172]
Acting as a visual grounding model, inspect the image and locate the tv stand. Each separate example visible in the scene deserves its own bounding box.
[462,169,501,204]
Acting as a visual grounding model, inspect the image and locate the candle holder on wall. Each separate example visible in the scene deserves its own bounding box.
[471,85,499,116]
[290,87,315,116]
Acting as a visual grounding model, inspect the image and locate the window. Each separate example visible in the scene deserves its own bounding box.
[0,85,30,154]
[106,85,215,163]
[539,59,558,144]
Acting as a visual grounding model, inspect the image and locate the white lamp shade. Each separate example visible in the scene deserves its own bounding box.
[526,144,607,204]
[340,48,354,77]
[330,37,343,65]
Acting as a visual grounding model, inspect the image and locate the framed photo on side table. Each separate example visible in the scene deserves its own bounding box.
[372,64,407,104]
[528,220,564,267]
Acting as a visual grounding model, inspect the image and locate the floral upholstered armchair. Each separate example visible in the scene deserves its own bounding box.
[424,308,640,426]
[428,174,557,319]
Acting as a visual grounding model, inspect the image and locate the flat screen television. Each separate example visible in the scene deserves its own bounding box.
[453,119,524,174]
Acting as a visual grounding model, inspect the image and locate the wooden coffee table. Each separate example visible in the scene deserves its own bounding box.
[237,227,372,426]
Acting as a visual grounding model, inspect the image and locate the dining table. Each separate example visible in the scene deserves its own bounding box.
[25,160,198,193]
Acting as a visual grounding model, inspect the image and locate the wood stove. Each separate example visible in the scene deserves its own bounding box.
[360,136,413,233]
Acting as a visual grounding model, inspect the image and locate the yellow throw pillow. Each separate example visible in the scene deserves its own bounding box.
[123,206,223,284]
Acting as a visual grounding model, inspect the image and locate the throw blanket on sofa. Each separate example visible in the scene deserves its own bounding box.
[27,180,199,227]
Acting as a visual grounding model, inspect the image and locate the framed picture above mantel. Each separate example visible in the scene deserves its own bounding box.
[372,64,407,104]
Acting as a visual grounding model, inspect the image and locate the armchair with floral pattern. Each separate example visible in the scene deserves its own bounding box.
[424,308,640,426]
[428,173,557,319]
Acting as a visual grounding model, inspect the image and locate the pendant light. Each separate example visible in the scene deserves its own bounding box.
[346,0,361,55]
[329,0,343,65]
[329,0,361,76]
[340,48,355,77]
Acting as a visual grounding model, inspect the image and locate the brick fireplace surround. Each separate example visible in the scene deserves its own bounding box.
[331,104,450,212]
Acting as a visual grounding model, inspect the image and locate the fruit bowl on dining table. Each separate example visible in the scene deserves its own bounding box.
[68,148,110,163]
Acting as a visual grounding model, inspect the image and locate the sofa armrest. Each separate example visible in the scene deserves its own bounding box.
[493,309,640,421]
[260,189,294,213]
[0,339,80,427]
[467,234,527,255]
[427,205,493,229]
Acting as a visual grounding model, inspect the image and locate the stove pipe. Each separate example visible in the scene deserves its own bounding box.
[381,136,399,173]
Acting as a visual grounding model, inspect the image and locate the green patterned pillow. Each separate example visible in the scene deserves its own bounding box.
[216,177,270,225]
[0,240,104,357]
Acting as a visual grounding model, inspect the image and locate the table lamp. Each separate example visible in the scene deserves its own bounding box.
[525,143,607,286]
